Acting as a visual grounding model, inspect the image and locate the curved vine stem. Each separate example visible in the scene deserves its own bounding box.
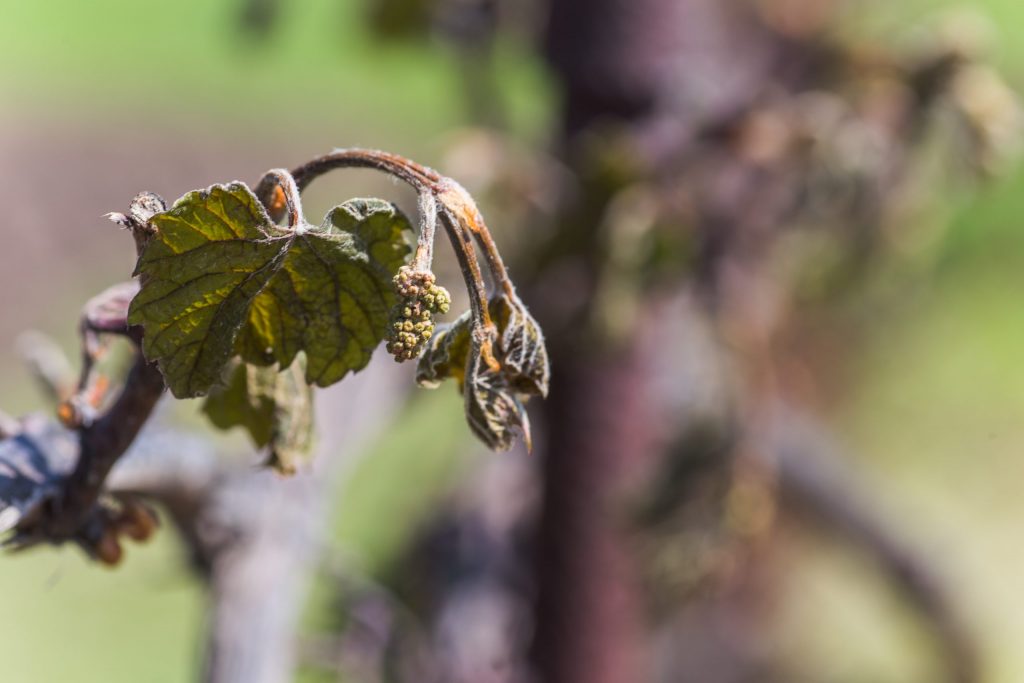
[289,148,442,194]
[434,178,517,301]
[282,148,500,331]
[436,203,494,339]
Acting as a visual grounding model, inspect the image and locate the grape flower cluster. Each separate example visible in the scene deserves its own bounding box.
[386,265,452,361]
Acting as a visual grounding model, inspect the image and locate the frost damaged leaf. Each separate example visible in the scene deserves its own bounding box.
[417,294,549,396]
[416,309,472,389]
[203,357,313,474]
[490,293,550,398]
[464,330,531,451]
[128,183,291,398]
[417,293,549,451]
[130,186,412,398]
[237,198,413,386]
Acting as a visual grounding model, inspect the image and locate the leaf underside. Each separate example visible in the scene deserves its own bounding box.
[203,357,313,474]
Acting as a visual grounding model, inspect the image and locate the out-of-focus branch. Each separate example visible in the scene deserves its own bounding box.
[53,352,165,535]
[0,415,79,536]
[0,352,165,551]
[0,349,411,683]
[1,195,172,555]
[195,359,409,683]
[0,410,18,439]
[2,279,166,555]
[0,280,159,569]
[16,331,76,405]
[767,408,979,683]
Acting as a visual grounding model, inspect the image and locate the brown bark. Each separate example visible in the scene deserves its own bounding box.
[533,349,665,682]
[532,1,793,681]
[531,1,703,680]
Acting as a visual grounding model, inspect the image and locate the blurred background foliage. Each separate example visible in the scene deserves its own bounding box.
[1,0,1024,681]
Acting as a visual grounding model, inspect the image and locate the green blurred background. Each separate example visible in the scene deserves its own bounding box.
[0,0,1023,681]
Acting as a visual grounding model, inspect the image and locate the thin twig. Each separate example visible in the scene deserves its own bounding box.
[16,331,76,405]
[438,205,494,332]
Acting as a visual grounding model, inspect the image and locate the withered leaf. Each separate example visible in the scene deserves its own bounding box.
[464,329,532,451]
[416,309,472,389]
[489,293,550,398]
[203,356,313,474]
[416,292,549,451]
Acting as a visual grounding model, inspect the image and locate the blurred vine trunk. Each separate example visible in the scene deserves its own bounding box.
[533,1,689,681]
[533,1,795,681]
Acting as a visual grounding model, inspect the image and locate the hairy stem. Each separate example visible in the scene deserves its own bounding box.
[288,149,442,272]
[290,148,441,194]
[473,227,517,299]
[411,191,438,271]
[435,179,517,300]
[438,206,494,332]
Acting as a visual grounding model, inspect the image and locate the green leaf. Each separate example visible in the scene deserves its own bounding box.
[203,357,313,474]
[128,183,291,398]
[237,198,412,386]
[129,185,412,398]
